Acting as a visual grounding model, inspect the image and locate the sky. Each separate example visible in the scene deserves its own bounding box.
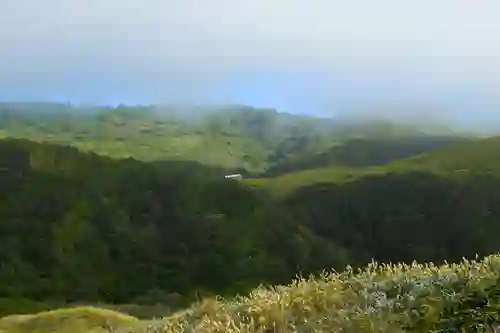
[1,0,500,127]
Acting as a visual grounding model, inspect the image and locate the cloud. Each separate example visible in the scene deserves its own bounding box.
[1,0,500,122]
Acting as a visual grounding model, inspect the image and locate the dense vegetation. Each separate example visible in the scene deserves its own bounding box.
[247,136,500,196]
[4,255,500,332]
[0,138,350,307]
[0,102,333,172]
[262,136,466,177]
[0,102,463,173]
[140,254,500,333]
[3,102,500,331]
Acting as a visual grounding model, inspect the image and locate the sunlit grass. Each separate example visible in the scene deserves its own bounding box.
[0,306,139,333]
[140,254,500,332]
[4,255,500,332]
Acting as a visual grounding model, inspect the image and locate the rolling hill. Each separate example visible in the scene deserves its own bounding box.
[256,136,500,269]
[262,136,468,177]
[0,138,350,311]
[247,136,500,196]
[1,132,500,308]
[3,103,500,332]
[0,102,472,173]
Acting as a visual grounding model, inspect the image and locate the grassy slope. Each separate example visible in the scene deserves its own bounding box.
[0,104,275,172]
[385,136,500,173]
[4,255,500,332]
[262,136,467,177]
[0,307,139,333]
[0,103,333,173]
[0,103,471,173]
[146,254,500,332]
[0,128,268,172]
[246,136,500,196]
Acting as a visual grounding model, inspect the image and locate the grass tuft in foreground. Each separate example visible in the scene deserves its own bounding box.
[4,255,500,332]
[143,254,500,332]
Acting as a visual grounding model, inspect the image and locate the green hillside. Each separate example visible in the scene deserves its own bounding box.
[0,102,468,173]
[2,135,500,311]
[386,136,500,173]
[4,256,500,332]
[248,136,500,196]
[0,138,349,312]
[262,136,467,177]
[248,136,500,267]
[0,103,271,171]
[3,103,500,332]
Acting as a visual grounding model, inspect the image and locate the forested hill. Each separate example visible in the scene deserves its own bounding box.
[0,102,466,173]
[3,132,500,315]
[257,135,500,271]
[262,136,467,177]
[4,102,500,327]
[0,138,349,307]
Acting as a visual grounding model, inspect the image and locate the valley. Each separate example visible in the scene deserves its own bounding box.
[1,103,500,332]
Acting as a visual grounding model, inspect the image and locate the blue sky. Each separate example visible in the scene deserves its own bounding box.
[1,0,500,127]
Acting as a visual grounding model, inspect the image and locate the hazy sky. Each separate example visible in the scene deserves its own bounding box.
[1,0,500,124]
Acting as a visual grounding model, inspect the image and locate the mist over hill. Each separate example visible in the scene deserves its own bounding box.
[4,0,500,330]
[2,100,500,332]
[0,102,484,174]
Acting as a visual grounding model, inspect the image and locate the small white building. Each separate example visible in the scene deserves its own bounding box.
[224,173,243,180]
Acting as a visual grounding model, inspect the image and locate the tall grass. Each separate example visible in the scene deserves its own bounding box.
[4,255,500,332]
[141,254,500,332]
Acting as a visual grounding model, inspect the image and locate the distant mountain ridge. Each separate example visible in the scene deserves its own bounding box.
[0,102,482,173]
